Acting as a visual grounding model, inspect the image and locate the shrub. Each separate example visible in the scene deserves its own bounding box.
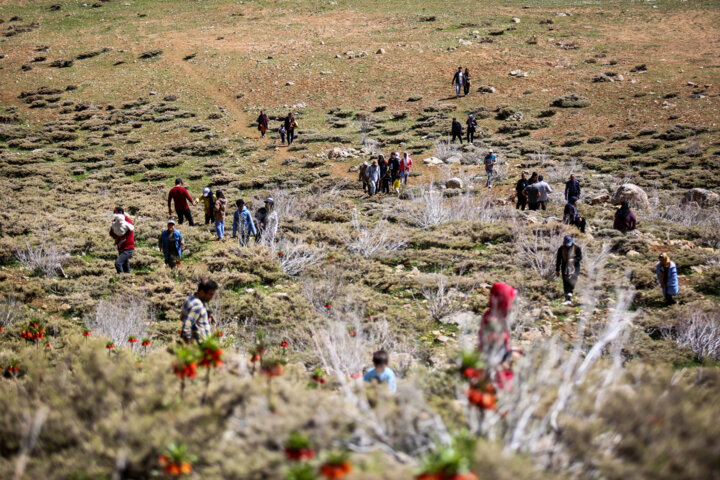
[345,210,406,259]
[86,295,153,347]
[275,237,326,277]
[434,139,460,161]
[511,223,569,280]
[676,310,720,360]
[15,238,68,277]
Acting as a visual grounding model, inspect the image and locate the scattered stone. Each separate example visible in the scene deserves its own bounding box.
[612,183,649,209]
[509,69,528,77]
[163,94,178,101]
[285,81,295,86]
[422,156,445,166]
[49,59,74,68]
[589,193,610,205]
[139,49,162,59]
[407,94,423,102]
[511,17,521,23]
[551,94,591,108]
[445,177,463,189]
[630,64,647,72]
[478,85,496,93]
[376,48,386,54]
[682,188,719,207]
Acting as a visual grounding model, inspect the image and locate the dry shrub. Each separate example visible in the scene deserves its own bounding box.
[420,274,467,322]
[15,238,69,277]
[404,187,509,229]
[0,297,23,329]
[545,157,582,184]
[646,195,720,247]
[345,210,406,259]
[512,223,570,280]
[275,237,326,276]
[434,139,459,161]
[675,309,720,360]
[86,295,154,346]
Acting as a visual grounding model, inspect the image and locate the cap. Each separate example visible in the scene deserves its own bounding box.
[265,197,274,204]
[563,235,573,247]
[167,219,176,225]
[203,187,210,196]
[488,148,494,153]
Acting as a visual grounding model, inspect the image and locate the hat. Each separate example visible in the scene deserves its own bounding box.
[563,235,573,247]
[265,197,274,204]
[488,148,494,153]
[203,187,210,197]
[167,219,176,225]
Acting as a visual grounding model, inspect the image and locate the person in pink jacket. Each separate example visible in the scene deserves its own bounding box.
[400,152,413,185]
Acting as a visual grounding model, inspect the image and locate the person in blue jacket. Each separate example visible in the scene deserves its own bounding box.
[158,220,184,269]
[656,253,679,305]
[232,199,257,246]
[363,350,397,393]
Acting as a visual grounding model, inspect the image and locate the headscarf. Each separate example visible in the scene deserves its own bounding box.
[479,282,518,354]
[617,200,631,219]
[659,253,671,267]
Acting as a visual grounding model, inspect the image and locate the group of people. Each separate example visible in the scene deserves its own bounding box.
[451,66,472,98]
[365,152,414,196]
[450,114,479,144]
[257,111,298,146]
[514,172,587,233]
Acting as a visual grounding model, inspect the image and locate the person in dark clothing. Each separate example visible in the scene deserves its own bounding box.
[451,118,463,143]
[564,174,581,200]
[109,206,135,274]
[463,68,471,96]
[556,235,582,305]
[158,220,184,270]
[284,113,297,145]
[378,154,390,194]
[515,172,529,210]
[564,196,587,233]
[255,197,275,242]
[257,110,269,138]
[168,178,197,226]
[389,152,401,191]
[466,114,477,144]
[525,182,540,210]
[613,201,637,233]
[451,67,464,98]
[528,172,538,185]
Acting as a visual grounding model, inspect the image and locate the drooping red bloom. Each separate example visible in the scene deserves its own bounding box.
[280,341,289,348]
[106,342,115,350]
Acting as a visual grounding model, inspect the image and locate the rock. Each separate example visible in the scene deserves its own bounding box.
[49,59,74,68]
[139,49,162,59]
[478,85,496,93]
[163,94,178,101]
[589,193,610,205]
[445,177,464,189]
[627,250,641,257]
[593,73,613,83]
[440,311,476,327]
[612,183,649,209]
[285,81,295,86]
[422,156,445,166]
[630,64,647,73]
[682,188,719,207]
[348,165,360,173]
[327,147,357,159]
[445,155,463,165]
[407,94,423,102]
[376,48,386,54]
[511,17,521,23]
[551,94,591,108]
[509,69,528,77]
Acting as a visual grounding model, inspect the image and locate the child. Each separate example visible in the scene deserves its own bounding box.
[363,350,397,393]
[279,124,287,145]
[111,213,135,237]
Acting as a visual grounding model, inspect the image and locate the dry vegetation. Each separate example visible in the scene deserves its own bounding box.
[1,0,720,478]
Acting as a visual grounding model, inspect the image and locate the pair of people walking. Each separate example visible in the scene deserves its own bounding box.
[451,66,471,98]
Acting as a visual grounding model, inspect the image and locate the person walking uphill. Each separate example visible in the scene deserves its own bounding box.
[564,196,587,233]
[168,178,197,226]
[232,199,257,246]
[451,66,464,98]
[158,220,184,270]
[556,235,582,305]
[257,110,269,138]
[378,154,390,194]
[515,171,529,210]
[201,187,216,226]
[451,118,463,144]
[363,350,397,393]
[565,174,581,201]
[181,278,218,343]
[367,159,380,196]
[656,253,679,306]
[613,200,637,233]
[109,207,135,274]
[484,149,497,188]
[534,175,553,210]
[389,152,401,193]
[284,113,298,145]
[213,190,227,241]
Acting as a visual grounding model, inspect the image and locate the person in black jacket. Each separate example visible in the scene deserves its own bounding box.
[466,114,477,144]
[378,154,390,194]
[515,172,529,210]
[389,152,401,192]
[563,196,587,233]
[451,118,463,143]
[564,174,581,200]
[556,235,582,305]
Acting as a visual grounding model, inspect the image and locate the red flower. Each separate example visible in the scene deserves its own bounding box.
[82,330,91,337]
[462,367,480,379]
[106,342,115,350]
[284,447,316,461]
[348,330,356,337]
[278,252,284,258]
[128,335,138,344]
[280,341,289,348]
[320,462,352,479]
[174,362,198,380]
[251,354,261,363]
[325,304,332,309]
[327,255,334,260]
[217,332,225,337]
[141,339,151,347]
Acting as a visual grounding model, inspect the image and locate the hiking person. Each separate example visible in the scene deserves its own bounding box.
[564,174,581,200]
[232,199,257,246]
[378,154,390,194]
[158,219,184,270]
[528,171,538,185]
[515,171,529,210]
[367,159,380,196]
[556,235,582,305]
[656,253,679,306]
[613,200,637,233]
[255,197,276,242]
[525,181,540,210]
[534,175,553,211]
[400,152,413,185]
[363,350,397,393]
[257,110,269,138]
[284,113,297,145]
[563,196,587,233]
[451,66,464,98]
[213,190,227,240]
[279,124,287,145]
[109,206,135,274]
[466,114,477,144]
[463,67,471,96]
[484,148,497,188]
[389,152,401,193]
[168,178,197,226]
[478,282,518,363]
[180,278,218,343]
[451,117,463,143]
[201,187,216,226]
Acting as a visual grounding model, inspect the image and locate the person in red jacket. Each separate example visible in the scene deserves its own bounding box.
[478,282,519,391]
[168,178,197,226]
[109,206,135,274]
